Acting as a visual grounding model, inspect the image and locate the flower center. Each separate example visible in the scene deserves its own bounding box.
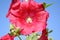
[25,0,28,2]
[26,17,32,23]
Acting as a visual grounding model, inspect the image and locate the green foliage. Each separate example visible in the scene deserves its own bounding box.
[49,37,53,40]
[9,24,20,36]
[10,24,14,30]
[46,28,53,36]
[9,24,53,40]
[43,2,53,8]
[15,27,20,33]
[43,2,46,8]
[9,30,15,36]
[48,30,53,34]
[26,32,39,40]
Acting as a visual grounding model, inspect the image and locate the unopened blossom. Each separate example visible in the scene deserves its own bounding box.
[6,0,49,35]
[0,33,14,40]
[38,29,48,40]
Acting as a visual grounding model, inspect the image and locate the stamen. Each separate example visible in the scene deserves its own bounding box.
[26,17,32,23]
[25,0,28,2]
[23,0,33,2]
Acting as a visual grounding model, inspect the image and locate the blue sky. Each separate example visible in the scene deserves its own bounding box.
[0,0,60,40]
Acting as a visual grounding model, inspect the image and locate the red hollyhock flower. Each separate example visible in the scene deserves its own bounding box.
[0,33,14,40]
[38,29,48,40]
[6,0,49,35]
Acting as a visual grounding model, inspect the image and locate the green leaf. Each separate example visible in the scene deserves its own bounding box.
[15,27,20,33]
[43,2,53,8]
[46,3,53,8]
[10,24,14,30]
[26,32,38,40]
[48,30,53,34]
[26,35,31,40]
[31,32,38,40]
[45,28,49,36]
[46,28,53,36]
[15,27,20,36]
[49,38,53,40]
[43,2,46,8]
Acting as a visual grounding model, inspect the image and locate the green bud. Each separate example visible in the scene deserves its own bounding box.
[49,37,53,40]
[9,30,15,36]
[15,27,20,33]
[10,24,14,30]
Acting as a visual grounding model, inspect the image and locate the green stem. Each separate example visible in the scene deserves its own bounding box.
[18,35,22,40]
